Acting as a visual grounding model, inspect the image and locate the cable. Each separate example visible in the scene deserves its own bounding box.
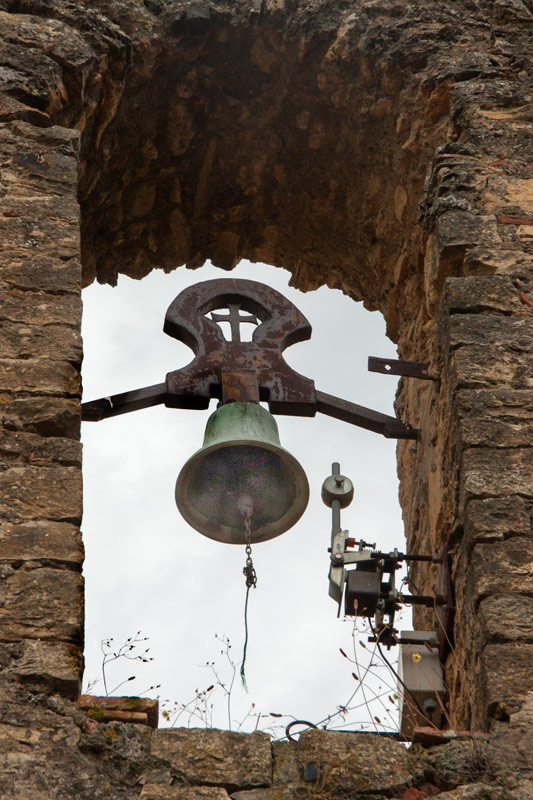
[240,585,251,691]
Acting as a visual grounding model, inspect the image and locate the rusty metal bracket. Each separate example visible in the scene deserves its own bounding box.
[368,357,433,380]
[81,278,418,439]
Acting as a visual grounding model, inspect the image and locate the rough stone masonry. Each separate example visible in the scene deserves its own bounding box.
[0,0,532,797]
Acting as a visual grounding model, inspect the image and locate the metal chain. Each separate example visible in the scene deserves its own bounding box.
[242,513,257,589]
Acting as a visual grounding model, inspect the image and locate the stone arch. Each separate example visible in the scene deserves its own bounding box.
[0,2,532,779]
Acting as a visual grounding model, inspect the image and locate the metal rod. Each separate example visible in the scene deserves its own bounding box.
[371,552,440,563]
[368,356,433,380]
[316,390,418,440]
[378,593,446,607]
[81,383,168,421]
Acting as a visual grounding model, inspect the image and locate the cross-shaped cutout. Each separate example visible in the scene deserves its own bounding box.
[210,303,259,342]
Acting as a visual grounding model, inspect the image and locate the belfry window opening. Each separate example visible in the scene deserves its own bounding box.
[81,260,409,732]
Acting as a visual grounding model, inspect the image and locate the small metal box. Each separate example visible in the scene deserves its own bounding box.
[398,631,446,738]
[344,567,380,617]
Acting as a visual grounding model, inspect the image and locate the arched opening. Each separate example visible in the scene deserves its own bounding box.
[7,0,528,744]
[70,2,452,731]
[81,261,408,730]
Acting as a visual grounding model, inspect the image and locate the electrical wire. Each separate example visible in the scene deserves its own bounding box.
[240,585,251,691]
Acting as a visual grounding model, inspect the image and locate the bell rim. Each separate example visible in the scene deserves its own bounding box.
[175,439,309,544]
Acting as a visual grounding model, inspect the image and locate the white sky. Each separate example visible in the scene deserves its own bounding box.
[81,260,411,734]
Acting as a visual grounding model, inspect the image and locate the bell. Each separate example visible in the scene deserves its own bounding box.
[176,402,309,544]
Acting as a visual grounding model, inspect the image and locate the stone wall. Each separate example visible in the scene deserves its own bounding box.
[0,0,532,796]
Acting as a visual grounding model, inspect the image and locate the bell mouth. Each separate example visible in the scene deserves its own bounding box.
[175,440,309,544]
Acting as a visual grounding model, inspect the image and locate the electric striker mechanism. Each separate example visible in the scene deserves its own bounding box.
[322,463,454,653]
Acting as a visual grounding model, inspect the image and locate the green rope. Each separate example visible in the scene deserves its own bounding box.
[240,584,251,691]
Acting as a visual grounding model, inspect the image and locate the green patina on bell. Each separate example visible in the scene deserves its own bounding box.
[175,402,309,544]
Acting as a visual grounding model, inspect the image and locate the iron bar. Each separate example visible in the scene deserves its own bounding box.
[368,357,433,380]
[316,391,418,439]
[81,383,167,421]
[370,552,440,563]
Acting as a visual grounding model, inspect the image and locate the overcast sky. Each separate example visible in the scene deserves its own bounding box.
[81,260,412,734]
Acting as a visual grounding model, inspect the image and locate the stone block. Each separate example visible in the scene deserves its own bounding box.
[0,430,82,468]
[0,289,81,328]
[231,792,292,800]
[461,448,533,507]
[78,719,153,764]
[449,345,532,389]
[488,693,533,773]
[459,417,533,447]
[0,255,81,294]
[482,643,533,716]
[455,388,533,421]
[141,788,230,800]
[423,739,491,789]
[0,321,82,362]
[0,396,80,438]
[477,594,533,645]
[0,520,83,564]
[464,497,531,544]
[414,784,499,799]
[448,315,533,351]
[470,539,533,600]
[0,692,81,748]
[272,741,299,785]
[441,276,525,316]
[291,730,423,796]
[0,466,82,522]
[0,566,83,642]
[12,639,82,696]
[150,729,272,789]
[0,359,81,396]
[436,212,499,254]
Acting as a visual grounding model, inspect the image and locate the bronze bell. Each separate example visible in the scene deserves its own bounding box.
[175,402,309,544]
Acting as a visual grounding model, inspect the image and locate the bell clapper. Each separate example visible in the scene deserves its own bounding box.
[240,495,257,589]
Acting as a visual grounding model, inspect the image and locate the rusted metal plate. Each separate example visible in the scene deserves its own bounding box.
[164,278,317,415]
[368,356,432,380]
[221,371,260,404]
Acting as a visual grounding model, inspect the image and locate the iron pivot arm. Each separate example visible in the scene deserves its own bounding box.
[81,383,169,422]
[81,279,418,439]
[315,391,416,439]
[81,384,417,440]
